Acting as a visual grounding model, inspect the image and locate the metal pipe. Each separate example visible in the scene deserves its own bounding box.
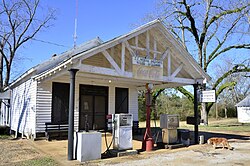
[68,69,78,160]
[193,84,199,144]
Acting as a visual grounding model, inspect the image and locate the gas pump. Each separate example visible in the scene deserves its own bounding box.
[112,114,133,150]
[106,114,113,131]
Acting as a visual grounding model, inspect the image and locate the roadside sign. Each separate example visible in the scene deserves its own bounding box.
[199,90,216,103]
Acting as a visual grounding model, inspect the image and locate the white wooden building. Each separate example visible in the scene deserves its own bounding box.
[0,19,210,138]
[236,95,250,123]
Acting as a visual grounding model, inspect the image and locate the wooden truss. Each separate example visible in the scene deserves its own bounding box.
[35,20,209,87]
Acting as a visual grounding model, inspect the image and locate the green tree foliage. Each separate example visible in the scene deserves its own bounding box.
[138,89,194,121]
[209,103,237,118]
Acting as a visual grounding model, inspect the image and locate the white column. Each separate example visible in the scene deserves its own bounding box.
[108,85,116,114]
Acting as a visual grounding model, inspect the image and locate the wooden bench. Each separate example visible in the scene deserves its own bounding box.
[45,122,68,141]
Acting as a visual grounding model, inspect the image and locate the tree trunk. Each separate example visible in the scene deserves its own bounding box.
[0,54,3,91]
[215,101,218,119]
[200,84,208,125]
[4,63,11,88]
[224,107,228,118]
[200,102,208,125]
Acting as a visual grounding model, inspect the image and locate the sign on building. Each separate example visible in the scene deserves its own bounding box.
[132,56,163,81]
[199,90,216,103]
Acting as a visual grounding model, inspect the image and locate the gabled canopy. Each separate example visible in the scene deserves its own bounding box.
[236,95,250,107]
[9,19,211,89]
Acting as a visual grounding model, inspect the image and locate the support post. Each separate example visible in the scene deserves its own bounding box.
[193,84,199,144]
[68,69,78,160]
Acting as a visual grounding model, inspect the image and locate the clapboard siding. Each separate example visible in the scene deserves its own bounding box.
[36,79,79,132]
[36,82,52,133]
[35,75,139,134]
[9,79,37,136]
[129,87,139,121]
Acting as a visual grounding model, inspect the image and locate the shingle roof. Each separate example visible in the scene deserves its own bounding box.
[236,95,250,107]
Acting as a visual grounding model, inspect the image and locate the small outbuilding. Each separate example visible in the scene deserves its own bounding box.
[0,19,210,139]
[236,95,250,123]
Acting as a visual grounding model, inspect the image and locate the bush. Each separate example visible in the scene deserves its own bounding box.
[0,126,10,135]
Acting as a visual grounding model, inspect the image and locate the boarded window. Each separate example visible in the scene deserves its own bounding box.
[115,87,129,114]
[52,82,70,123]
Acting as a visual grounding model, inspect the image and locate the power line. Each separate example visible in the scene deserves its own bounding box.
[31,38,71,48]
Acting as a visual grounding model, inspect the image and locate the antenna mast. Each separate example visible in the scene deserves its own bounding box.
[73,0,78,48]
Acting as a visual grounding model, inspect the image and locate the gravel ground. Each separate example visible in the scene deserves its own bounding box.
[97,141,250,166]
[1,134,250,166]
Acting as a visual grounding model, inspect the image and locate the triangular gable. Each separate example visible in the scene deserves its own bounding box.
[34,19,211,88]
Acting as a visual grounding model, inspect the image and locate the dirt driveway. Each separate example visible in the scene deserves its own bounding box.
[96,141,250,166]
[0,138,45,166]
[1,131,250,166]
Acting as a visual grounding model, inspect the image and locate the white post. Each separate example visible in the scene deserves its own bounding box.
[168,53,171,77]
[121,42,125,74]
[154,39,157,59]
[146,31,150,58]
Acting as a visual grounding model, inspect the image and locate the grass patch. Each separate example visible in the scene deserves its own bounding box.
[0,134,11,139]
[140,118,250,132]
[180,118,250,132]
[20,157,58,166]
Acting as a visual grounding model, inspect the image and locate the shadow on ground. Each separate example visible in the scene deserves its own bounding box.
[133,127,250,144]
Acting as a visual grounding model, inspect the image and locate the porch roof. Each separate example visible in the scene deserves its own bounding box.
[9,19,211,89]
[236,95,250,107]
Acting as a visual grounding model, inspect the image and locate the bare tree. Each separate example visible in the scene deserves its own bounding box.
[211,57,249,107]
[0,0,55,90]
[149,0,250,124]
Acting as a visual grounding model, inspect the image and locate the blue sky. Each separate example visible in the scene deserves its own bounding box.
[18,0,157,76]
[15,0,249,83]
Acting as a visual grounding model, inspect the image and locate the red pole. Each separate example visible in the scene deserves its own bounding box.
[142,84,154,151]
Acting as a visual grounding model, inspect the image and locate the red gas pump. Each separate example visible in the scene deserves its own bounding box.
[142,83,154,151]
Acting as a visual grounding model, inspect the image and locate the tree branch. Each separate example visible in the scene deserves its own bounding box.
[181,0,199,45]
[213,64,250,90]
[200,0,213,49]
[152,88,165,102]
[175,86,194,103]
[203,21,219,71]
[206,15,243,69]
[16,0,39,48]
[207,81,237,111]
[206,5,248,31]
[207,44,250,66]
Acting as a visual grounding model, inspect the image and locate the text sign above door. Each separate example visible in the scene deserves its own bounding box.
[132,56,163,81]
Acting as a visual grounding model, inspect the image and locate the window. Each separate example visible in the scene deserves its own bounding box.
[52,82,70,123]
